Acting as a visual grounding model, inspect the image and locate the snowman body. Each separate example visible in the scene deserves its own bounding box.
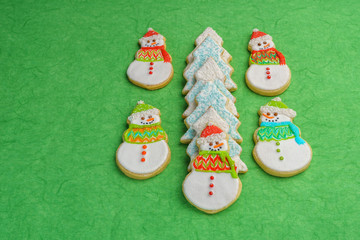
[127,51,173,86]
[117,140,169,175]
[254,137,311,173]
[183,171,241,211]
[246,64,290,92]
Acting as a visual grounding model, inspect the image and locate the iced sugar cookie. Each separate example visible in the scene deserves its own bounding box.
[246,29,291,96]
[127,28,173,90]
[186,27,232,64]
[183,124,242,214]
[116,101,171,179]
[253,98,312,177]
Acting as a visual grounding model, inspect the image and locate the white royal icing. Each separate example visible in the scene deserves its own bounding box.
[246,62,290,91]
[254,138,312,173]
[183,57,237,117]
[117,140,169,174]
[184,83,242,142]
[195,27,223,46]
[183,36,236,94]
[127,61,173,86]
[183,171,240,211]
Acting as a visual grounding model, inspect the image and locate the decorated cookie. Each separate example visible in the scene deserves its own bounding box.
[183,124,242,214]
[116,101,171,179]
[184,83,242,142]
[186,27,232,64]
[183,57,237,118]
[246,29,291,96]
[183,36,236,94]
[127,28,173,90]
[253,98,312,177]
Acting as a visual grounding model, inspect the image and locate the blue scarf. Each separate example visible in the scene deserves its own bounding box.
[260,121,305,145]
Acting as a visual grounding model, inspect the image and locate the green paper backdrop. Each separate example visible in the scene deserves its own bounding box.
[1,0,359,239]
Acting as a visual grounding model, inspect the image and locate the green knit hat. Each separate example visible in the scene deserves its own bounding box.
[128,100,160,121]
[260,97,296,118]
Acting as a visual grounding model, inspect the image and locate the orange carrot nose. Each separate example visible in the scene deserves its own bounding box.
[264,43,270,48]
[262,113,274,119]
[151,42,156,45]
[147,118,154,122]
[214,142,224,148]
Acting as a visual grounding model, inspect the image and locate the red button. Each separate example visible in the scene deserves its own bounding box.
[266,71,270,74]
[141,158,145,162]
[210,176,214,180]
[150,62,154,65]
[210,183,214,188]
[142,151,146,155]
[209,191,213,196]
[266,67,270,70]
[149,67,153,70]
[267,76,271,79]
[149,71,153,74]
[142,145,147,149]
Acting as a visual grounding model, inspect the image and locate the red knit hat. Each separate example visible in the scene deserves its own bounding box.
[200,124,223,138]
[249,29,272,45]
[143,28,159,38]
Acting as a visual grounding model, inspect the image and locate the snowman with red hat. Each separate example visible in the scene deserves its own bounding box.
[246,29,291,96]
[182,124,242,213]
[127,28,173,90]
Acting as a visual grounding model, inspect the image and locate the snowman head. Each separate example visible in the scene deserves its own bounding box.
[248,29,275,51]
[197,124,228,152]
[128,101,161,126]
[139,28,165,48]
[259,97,296,123]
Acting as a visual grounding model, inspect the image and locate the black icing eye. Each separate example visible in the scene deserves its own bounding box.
[267,112,271,116]
[152,39,156,42]
[258,43,261,46]
[148,115,152,118]
[141,117,145,120]
[274,112,278,116]
[263,41,267,44]
[147,40,150,43]
[215,141,219,145]
[209,142,213,146]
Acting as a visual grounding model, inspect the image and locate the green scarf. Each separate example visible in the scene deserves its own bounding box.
[124,123,166,144]
[198,151,237,178]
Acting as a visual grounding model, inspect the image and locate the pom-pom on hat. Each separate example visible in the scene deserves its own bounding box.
[128,100,160,121]
[249,28,272,45]
[197,123,227,145]
[143,28,159,38]
[260,97,296,118]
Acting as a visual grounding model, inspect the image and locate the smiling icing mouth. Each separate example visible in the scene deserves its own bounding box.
[141,120,154,125]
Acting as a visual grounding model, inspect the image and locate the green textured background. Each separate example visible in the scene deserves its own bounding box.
[1,0,359,239]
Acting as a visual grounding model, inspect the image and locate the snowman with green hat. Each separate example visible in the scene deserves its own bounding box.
[116,101,170,179]
[253,97,312,177]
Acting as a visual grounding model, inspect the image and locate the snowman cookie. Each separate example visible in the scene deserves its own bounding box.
[116,101,171,179]
[127,28,173,90]
[253,98,312,177]
[246,29,291,96]
[183,124,242,214]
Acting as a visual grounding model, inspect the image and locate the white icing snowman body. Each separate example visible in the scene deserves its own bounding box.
[182,128,241,213]
[246,29,291,95]
[116,102,170,179]
[127,28,173,89]
[253,99,312,176]
[246,64,290,92]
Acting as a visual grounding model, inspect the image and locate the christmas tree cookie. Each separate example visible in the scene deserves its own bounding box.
[116,101,171,179]
[183,124,242,214]
[186,27,232,64]
[246,29,291,96]
[127,28,173,90]
[253,98,312,177]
